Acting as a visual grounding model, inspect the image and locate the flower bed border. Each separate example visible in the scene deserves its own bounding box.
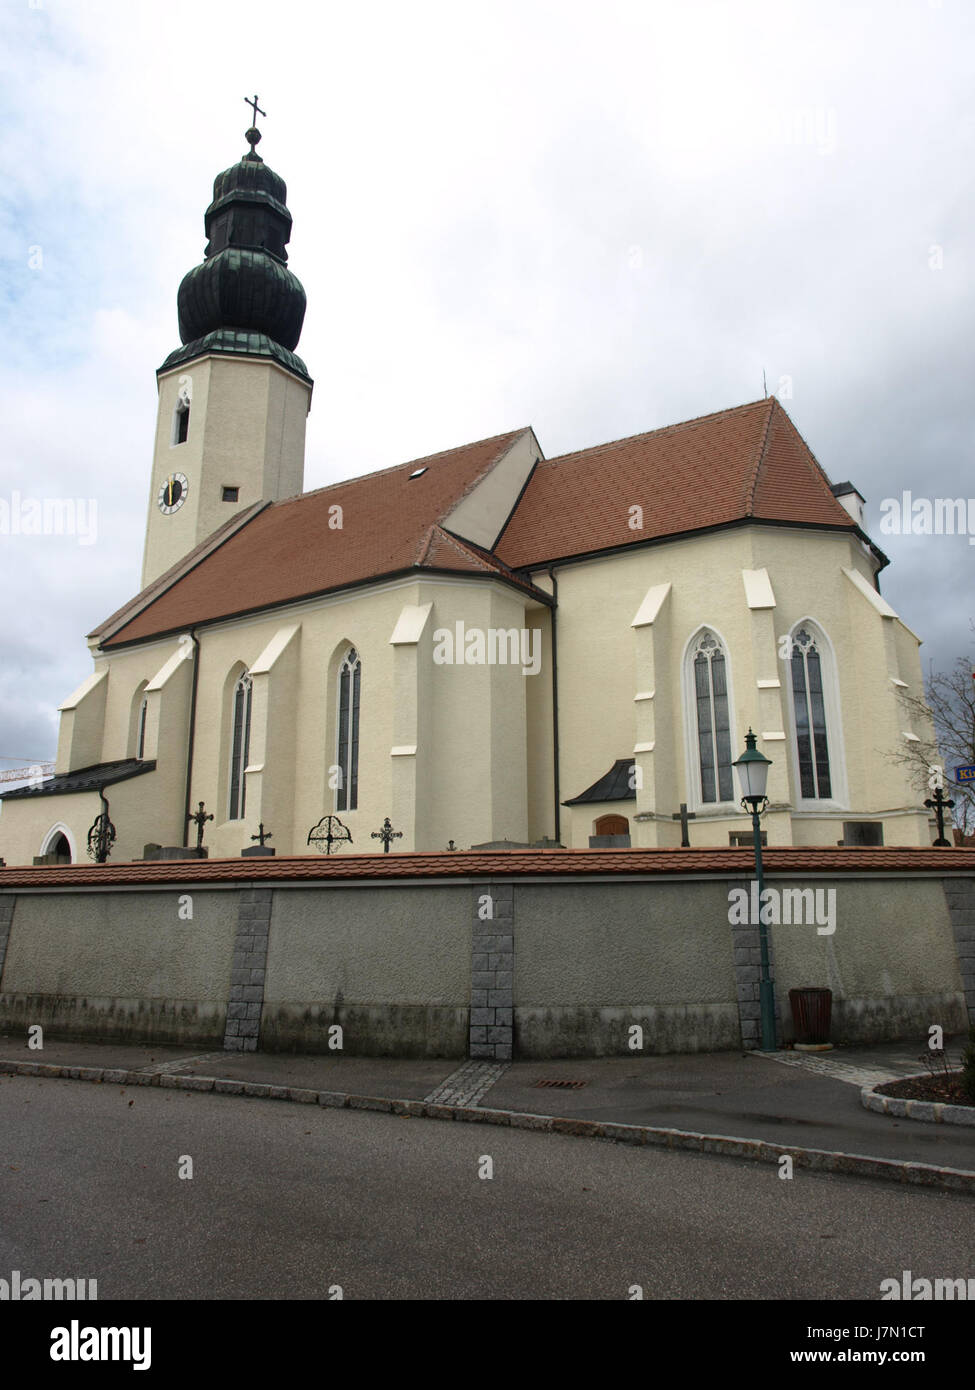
[861,1071,975,1126]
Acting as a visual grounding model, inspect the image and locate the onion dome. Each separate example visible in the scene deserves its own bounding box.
[160,121,310,382]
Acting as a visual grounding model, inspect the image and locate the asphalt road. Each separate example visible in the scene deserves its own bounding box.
[1,1074,973,1300]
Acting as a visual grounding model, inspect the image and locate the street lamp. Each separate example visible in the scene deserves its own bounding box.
[732,728,776,1051]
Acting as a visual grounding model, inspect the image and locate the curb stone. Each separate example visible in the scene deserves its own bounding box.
[861,1071,975,1128]
[2,1058,974,1193]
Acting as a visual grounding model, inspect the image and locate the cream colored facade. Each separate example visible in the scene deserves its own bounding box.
[527,524,932,849]
[142,356,311,588]
[0,505,934,864]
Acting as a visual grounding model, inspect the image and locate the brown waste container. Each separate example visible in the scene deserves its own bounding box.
[788,987,833,1044]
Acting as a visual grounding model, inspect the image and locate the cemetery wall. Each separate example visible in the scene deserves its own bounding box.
[0,849,971,1057]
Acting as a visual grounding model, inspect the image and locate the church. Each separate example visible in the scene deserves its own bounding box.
[0,118,936,867]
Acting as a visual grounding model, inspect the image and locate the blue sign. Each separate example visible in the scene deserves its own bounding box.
[955,765,975,783]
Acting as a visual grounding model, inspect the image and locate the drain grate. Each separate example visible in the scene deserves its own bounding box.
[534,1078,587,1089]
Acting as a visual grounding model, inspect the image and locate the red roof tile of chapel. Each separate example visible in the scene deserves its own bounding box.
[99,429,539,647]
[494,397,856,569]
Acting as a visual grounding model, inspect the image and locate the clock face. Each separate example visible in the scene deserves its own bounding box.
[158,472,188,515]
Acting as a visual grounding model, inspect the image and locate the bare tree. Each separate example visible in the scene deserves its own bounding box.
[888,629,975,839]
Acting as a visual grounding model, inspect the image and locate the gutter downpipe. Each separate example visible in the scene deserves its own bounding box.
[546,567,561,844]
[182,629,200,848]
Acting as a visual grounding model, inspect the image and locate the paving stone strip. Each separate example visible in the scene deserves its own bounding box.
[756,1050,902,1089]
[137,1052,227,1076]
[424,1060,509,1107]
[2,1058,973,1194]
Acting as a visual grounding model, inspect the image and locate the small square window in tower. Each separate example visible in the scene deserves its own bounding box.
[222,486,239,502]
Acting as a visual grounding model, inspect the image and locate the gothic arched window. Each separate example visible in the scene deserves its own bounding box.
[228,673,253,820]
[336,647,361,812]
[137,697,148,760]
[789,626,832,799]
[691,630,734,804]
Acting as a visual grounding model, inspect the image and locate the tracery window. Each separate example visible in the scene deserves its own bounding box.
[229,673,253,820]
[790,627,832,799]
[336,648,360,812]
[692,630,734,803]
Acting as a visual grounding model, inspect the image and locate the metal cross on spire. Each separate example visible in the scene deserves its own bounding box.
[244,94,266,154]
[245,94,266,126]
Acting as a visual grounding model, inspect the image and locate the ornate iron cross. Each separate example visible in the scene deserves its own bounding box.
[251,823,272,847]
[188,801,214,851]
[307,815,353,855]
[87,802,116,864]
[371,817,403,854]
[924,785,956,847]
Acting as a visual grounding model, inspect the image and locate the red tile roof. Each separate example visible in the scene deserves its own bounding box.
[495,397,855,569]
[100,399,860,649]
[1,846,970,887]
[102,429,536,647]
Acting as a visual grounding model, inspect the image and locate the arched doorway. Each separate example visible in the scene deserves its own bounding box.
[38,826,73,864]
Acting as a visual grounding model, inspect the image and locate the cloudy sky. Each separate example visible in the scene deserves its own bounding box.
[1,0,973,771]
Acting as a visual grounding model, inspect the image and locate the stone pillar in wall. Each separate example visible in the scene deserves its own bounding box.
[224,887,273,1052]
[469,881,514,1060]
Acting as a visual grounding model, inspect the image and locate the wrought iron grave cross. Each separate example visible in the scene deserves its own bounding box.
[371,817,403,854]
[306,815,353,855]
[924,785,955,847]
[188,801,214,851]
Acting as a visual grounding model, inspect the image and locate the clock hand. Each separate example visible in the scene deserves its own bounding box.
[167,475,174,506]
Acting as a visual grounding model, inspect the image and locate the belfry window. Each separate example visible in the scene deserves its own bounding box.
[172,399,190,445]
[228,674,253,820]
[336,648,361,812]
[790,627,832,798]
[692,630,734,803]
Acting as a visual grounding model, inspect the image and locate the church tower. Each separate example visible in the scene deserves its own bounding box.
[141,104,312,589]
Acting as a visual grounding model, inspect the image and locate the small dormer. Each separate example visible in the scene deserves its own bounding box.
[831,481,866,528]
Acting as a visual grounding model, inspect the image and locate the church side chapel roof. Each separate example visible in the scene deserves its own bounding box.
[494,396,858,569]
[0,759,156,801]
[563,759,636,805]
[100,429,545,647]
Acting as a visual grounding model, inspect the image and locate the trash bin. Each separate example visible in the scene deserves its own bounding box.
[788,987,832,1045]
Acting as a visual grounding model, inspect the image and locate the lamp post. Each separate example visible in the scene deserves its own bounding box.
[732,728,776,1052]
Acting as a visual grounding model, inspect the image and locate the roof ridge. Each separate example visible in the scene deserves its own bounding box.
[414,525,437,567]
[424,525,551,600]
[752,400,854,524]
[744,396,777,515]
[541,398,770,468]
[438,526,527,580]
[268,427,531,509]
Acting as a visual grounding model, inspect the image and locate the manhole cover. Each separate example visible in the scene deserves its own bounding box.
[534,1079,587,1089]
